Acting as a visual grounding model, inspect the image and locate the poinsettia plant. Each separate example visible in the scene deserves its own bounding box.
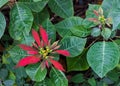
[16,26,70,71]
[1,0,120,86]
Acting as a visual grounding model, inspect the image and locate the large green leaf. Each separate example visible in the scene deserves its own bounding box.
[19,33,34,46]
[9,3,33,40]
[34,8,50,25]
[67,49,89,72]
[107,0,120,30]
[102,0,120,30]
[101,0,114,17]
[42,19,56,42]
[8,46,27,63]
[87,41,120,78]
[19,0,49,12]
[0,0,9,8]
[50,67,68,86]
[0,12,6,39]
[55,17,83,37]
[60,36,86,57]
[48,0,74,18]
[82,18,97,28]
[26,64,47,82]
[70,25,91,37]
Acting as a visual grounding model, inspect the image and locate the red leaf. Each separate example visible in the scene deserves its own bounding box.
[50,59,65,71]
[16,56,40,67]
[55,50,70,56]
[32,29,41,46]
[88,18,98,22]
[40,26,48,45]
[19,44,36,51]
[45,60,49,68]
[93,10,99,16]
[27,51,38,55]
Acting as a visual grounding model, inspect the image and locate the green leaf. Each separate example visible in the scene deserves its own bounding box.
[34,8,50,24]
[15,67,27,79]
[8,46,27,63]
[19,0,49,12]
[19,33,34,46]
[42,19,56,42]
[9,3,33,40]
[91,27,101,37]
[71,73,85,83]
[107,70,119,82]
[101,28,111,40]
[70,25,91,37]
[3,80,14,86]
[48,0,74,18]
[50,67,68,86]
[110,1,120,30]
[82,18,97,28]
[102,77,114,85]
[0,12,6,39]
[8,71,16,81]
[34,78,56,86]
[87,41,120,78]
[101,0,114,17]
[0,69,8,80]
[55,17,83,37]
[86,4,100,18]
[88,78,96,86]
[60,36,86,57]
[0,0,9,8]
[67,49,89,72]
[26,64,47,82]
[114,39,120,49]
[102,0,120,30]
[33,0,42,2]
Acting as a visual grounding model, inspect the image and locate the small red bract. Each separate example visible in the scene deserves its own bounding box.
[16,26,70,71]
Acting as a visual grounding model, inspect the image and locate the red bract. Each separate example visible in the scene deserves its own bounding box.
[16,26,70,71]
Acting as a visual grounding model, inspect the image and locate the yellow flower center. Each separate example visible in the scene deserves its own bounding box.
[98,15,106,24]
[39,46,52,59]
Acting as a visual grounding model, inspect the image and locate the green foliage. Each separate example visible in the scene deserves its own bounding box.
[0,12,6,39]
[50,67,68,86]
[48,0,74,18]
[55,17,83,37]
[9,3,33,40]
[91,27,101,37]
[19,0,49,12]
[102,0,120,30]
[101,28,112,40]
[60,36,86,57]
[86,4,100,18]
[26,64,47,82]
[0,0,8,8]
[1,0,120,85]
[8,46,27,63]
[70,73,85,83]
[87,41,120,78]
[67,49,89,72]
[70,25,91,37]
[88,78,96,86]
[42,19,56,42]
